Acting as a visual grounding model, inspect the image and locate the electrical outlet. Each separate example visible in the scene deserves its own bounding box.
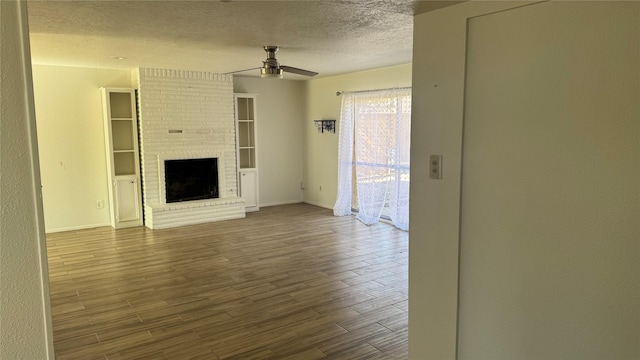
[429,154,442,179]
[97,200,104,209]
[319,185,323,191]
[300,181,306,190]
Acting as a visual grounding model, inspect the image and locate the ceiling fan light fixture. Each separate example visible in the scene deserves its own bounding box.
[260,67,284,79]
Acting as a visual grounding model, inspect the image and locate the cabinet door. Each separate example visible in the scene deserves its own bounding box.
[115,178,140,222]
[239,170,257,209]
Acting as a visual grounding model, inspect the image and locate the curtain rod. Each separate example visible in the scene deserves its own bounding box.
[336,86,411,96]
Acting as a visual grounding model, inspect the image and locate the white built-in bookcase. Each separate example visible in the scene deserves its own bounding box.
[101,88,143,228]
[235,94,259,212]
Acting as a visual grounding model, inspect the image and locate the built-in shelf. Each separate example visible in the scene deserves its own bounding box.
[102,88,143,228]
[109,92,133,119]
[235,94,259,212]
[111,120,134,151]
[237,119,255,168]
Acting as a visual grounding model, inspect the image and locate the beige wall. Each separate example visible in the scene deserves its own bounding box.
[410,1,639,358]
[32,65,133,232]
[0,1,54,357]
[233,77,307,207]
[303,64,412,208]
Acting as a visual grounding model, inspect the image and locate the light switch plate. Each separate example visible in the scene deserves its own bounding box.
[429,154,442,179]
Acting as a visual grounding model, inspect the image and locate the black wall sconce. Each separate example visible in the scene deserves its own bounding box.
[314,119,336,133]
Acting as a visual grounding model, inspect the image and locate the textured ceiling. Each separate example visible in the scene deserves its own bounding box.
[27,1,458,79]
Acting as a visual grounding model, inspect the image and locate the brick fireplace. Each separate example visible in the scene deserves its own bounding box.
[135,68,245,229]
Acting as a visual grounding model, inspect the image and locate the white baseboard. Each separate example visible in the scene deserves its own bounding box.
[260,200,304,208]
[302,200,333,210]
[46,222,111,234]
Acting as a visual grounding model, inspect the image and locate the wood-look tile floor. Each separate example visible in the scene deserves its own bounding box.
[47,203,408,359]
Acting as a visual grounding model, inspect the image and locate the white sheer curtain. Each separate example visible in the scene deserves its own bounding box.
[333,88,411,231]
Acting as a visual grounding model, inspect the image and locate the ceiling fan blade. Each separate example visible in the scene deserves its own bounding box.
[280,65,318,77]
[224,67,261,75]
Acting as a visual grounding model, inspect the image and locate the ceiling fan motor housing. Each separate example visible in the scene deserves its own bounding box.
[261,46,284,78]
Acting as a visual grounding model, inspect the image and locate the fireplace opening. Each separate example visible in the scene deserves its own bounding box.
[165,158,218,203]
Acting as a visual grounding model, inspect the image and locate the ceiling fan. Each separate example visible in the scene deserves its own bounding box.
[227,46,318,79]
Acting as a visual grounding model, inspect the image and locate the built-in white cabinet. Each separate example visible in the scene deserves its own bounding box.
[235,94,259,212]
[101,88,143,228]
[239,169,258,209]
